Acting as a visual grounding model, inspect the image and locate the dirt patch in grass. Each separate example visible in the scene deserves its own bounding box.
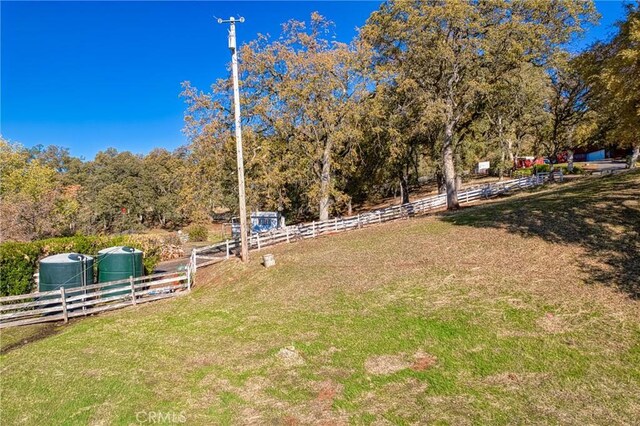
[277,346,306,367]
[315,380,343,404]
[282,415,300,425]
[365,354,411,375]
[483,372,551,389]
[412,353,438,371]
[364,352,437,375]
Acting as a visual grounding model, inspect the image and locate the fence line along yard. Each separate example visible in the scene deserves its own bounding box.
[0,269,191,329]
[193,173,555,264]
[0,173,558,329]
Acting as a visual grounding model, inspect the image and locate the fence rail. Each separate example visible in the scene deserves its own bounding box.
[0,269,191,329]
[194,175,548,262]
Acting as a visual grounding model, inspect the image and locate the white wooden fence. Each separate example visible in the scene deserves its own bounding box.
[0,269,192,329]
[194,175,549,262]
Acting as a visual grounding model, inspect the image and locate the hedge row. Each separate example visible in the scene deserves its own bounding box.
[0,234,181,297]
[512,164,584,175]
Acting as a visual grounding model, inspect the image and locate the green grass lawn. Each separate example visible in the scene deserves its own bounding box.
[1,172,639,425]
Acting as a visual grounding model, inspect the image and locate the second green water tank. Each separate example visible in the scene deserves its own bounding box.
[97,246,144,281]
[97,247,144,297]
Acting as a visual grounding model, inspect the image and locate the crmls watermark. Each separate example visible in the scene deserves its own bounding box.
[135,411,187,424]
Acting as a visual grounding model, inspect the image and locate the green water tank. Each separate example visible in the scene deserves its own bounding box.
[39,253,94,293]
[97,246,144,283]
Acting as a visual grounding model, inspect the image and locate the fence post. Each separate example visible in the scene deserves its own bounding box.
[130,275,137,306]
[286,227,290,243]
[257,234,261,250]
[60,287,68,323]
[187,265,192,291]
[312,221,316,237]
[357,214,361,229]
[192,250,197,283]
[378,211,382,223]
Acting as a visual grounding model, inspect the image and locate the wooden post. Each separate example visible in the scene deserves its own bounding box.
[187,266,192,291]
[378,211,381,223]
[285,227,290,243]
[357,214,361,228]
[60,287,68,323]
[191,251,197,284]
[334,217,338,231]
[312,221,316,237]
[130,275,137,306]
[225,240,230,259]
[257,234,261,250]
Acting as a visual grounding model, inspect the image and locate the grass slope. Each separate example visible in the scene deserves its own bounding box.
[1,172,639,425]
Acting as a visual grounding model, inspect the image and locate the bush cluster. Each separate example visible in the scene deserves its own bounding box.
[532,164,551,174]
[561,165,584,175]
[0,234,177,297]
[513,168,533,177]
[186,225,209,242]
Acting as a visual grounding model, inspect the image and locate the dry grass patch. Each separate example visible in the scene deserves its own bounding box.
[364,354,411,376]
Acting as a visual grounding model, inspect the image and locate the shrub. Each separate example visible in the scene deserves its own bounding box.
[0,242,41,296]
[532,164,551,174]
[0,234,172,296]
[187,225,209,242]
[561,165,584,175]
[513,168,533,178]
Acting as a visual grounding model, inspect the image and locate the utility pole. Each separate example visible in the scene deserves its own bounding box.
[218,16,249,262]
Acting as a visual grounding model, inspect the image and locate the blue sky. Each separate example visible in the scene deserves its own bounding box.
[0,1,629,160]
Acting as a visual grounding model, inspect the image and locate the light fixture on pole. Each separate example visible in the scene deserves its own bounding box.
[218,16,249,262]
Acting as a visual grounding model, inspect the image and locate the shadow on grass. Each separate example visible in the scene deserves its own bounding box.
[0,323,61,354]
[443,171,640,299]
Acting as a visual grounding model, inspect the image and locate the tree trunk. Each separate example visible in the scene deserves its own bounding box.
[507,138,515,165]
[498,116,505,181]
[454,151,463,192]
[567,150,574,173]
[318,141,332,221]
[436,171,445,194]
[630,145,639,169]
[443,122,459,210]
[507,138,515,176]
[499,148,506,181]
[399,173,410,204]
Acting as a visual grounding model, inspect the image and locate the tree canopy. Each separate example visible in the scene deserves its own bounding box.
[4,0,639,243]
